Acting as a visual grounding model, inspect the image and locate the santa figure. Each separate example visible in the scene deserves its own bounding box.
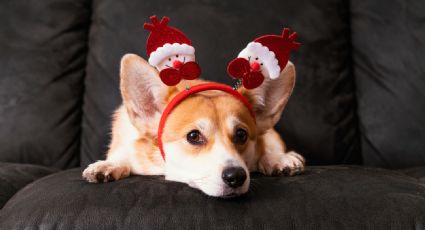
[144,16,201,86]
[227,28,300,89]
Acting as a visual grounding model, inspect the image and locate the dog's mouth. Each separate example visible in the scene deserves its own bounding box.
[187,179,248,198]
[212,185,249,198]
[221,192,240,199]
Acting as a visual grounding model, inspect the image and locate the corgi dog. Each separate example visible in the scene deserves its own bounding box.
[82,53,305,198]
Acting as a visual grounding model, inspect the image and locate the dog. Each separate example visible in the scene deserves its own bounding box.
[82,53,305,198]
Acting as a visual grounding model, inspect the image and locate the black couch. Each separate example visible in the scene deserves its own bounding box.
[1,0,425,229]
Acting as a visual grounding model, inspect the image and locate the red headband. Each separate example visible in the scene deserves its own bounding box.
[145,16,300,161]
[157,83,255,161]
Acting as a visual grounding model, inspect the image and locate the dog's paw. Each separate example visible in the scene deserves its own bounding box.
[258,151,305,176]
[82,161,130,183]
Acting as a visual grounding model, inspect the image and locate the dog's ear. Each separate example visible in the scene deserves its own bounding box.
[239,62,296,134]
[120,54,170,133]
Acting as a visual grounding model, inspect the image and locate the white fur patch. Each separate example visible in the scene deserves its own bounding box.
[238,42,280,79]
[163,134,250,197]
[148,43,195,67]
[225,116,240,130]
[196,118,213,136]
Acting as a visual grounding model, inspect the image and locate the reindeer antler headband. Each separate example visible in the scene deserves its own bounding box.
[143,15,300,161]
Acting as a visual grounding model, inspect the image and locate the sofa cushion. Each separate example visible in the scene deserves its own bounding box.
[81,0,359,166]
[1,166,424,229]
[0,162,58,209]
[400,167,425,183]
[0,0,91,168]
[351,0,425,168]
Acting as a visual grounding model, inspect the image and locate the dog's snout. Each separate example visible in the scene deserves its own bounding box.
[222,167,247,188]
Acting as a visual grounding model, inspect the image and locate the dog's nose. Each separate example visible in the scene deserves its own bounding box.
[222,167,247,188]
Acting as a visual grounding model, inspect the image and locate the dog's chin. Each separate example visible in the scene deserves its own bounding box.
[188,181,249,198]
[219,191,244,199]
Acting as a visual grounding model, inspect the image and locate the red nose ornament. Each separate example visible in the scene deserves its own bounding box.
[159,61,201,86]
[250,61,261,71]
[172,60,183,69]
[227,58,265,89]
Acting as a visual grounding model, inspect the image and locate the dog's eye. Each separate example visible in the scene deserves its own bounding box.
[233,128,248,144]
[186,130,206,145]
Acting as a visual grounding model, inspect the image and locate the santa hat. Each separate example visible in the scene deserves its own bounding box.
[144,16,195,67]
[238,28,300,79]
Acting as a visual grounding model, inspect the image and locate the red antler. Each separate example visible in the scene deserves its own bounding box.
[281,28,301,50]
[143,15,170,31]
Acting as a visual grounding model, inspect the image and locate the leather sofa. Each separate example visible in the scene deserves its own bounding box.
[1,0,424,229]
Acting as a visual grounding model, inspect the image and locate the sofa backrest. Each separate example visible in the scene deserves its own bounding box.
[351,0,425,168]
[0,0,90,169]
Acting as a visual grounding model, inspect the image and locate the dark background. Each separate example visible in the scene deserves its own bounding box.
[0,0,424,170]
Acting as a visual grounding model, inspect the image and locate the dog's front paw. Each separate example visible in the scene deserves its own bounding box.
[258,151,305,176]
[82,161,130,183]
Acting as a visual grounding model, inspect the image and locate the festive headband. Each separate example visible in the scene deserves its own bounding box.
[143,15,300,160]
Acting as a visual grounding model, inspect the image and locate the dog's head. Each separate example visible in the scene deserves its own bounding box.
[120,54,295,197]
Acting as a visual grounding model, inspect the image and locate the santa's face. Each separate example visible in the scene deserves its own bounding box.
[156,54,195,71]
[238,51,270,78]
